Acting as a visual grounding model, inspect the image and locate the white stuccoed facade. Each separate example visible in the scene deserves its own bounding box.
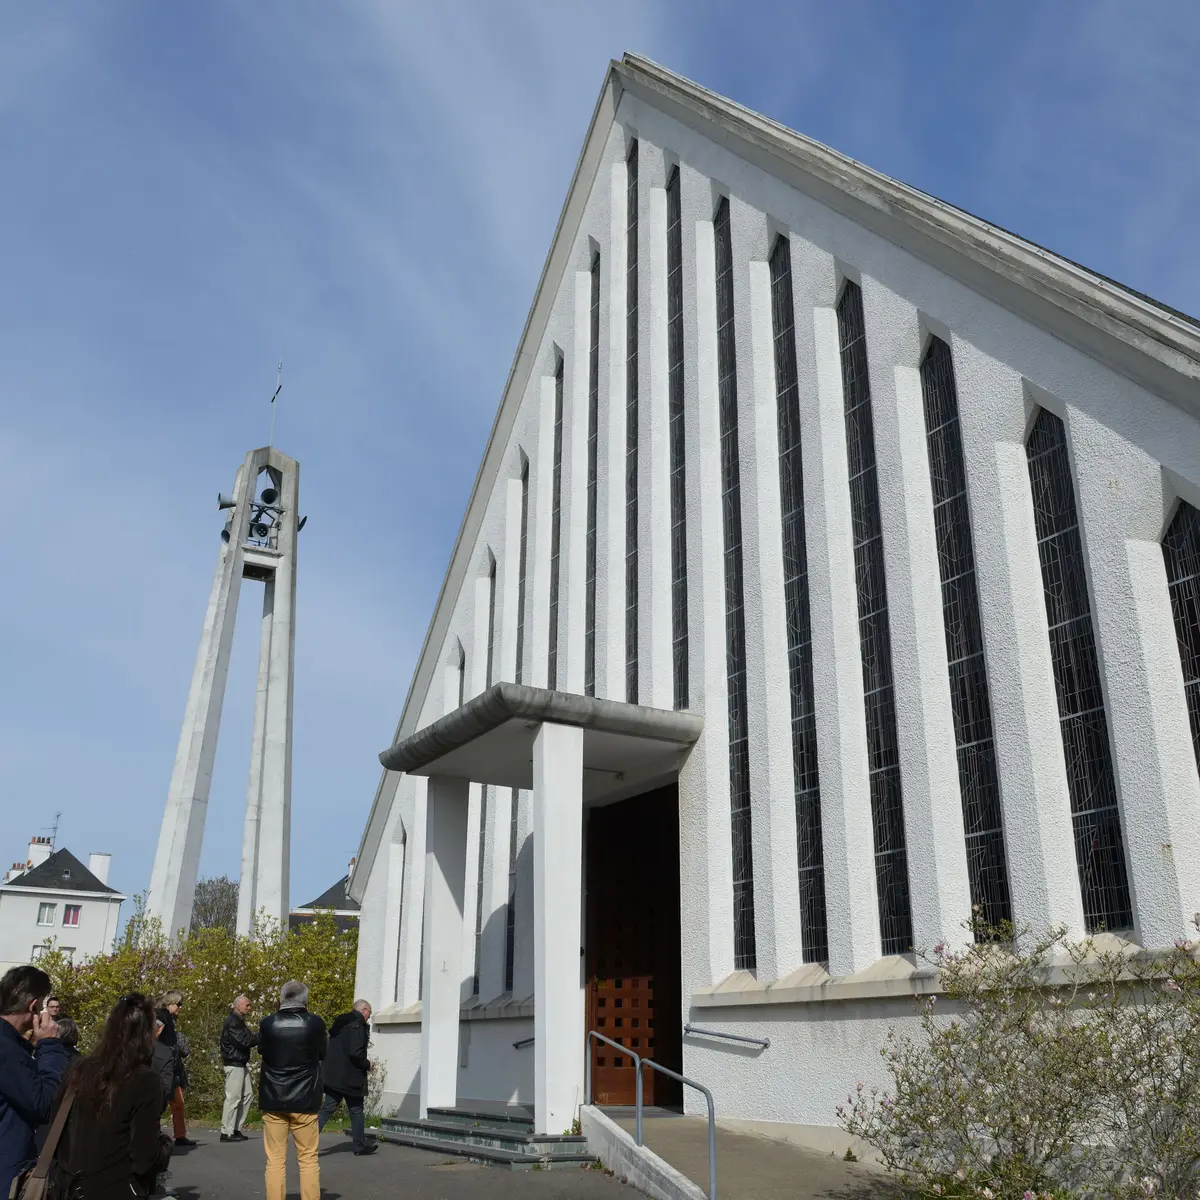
[347,55,1200,1140]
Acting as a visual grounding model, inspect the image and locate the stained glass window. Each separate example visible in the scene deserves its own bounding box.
[769,235,828,963]
[1027,408,1132,930]
[715,199,756,971]
[547,360,565,689]
[837,281,913,956]
[625,142,640,703]
[585,253,600,696]
[1163,501,1200,769]
[667,168,689,710]
[920,337,1012,932]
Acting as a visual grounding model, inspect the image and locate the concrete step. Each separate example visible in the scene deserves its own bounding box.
[374,1125,595,1171]
[381,1115,592,1159]
[426,1106,535,1132]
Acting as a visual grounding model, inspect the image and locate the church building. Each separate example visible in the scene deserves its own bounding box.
[348,54,1200,1143]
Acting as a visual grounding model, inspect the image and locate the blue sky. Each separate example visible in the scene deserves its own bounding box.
[1,2,1197,914]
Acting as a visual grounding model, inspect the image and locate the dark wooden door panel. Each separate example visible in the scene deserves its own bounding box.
[585,786,682,1108]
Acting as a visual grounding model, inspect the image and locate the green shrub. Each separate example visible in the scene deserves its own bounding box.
[837,918,1200,1200]
[37,904,357,1118]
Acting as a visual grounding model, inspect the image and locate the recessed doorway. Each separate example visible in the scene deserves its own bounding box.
[585,784,682,1107]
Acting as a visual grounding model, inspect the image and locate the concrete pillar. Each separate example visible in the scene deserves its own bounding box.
[807,304,881,975]
[741,249,802,980]
[147,460,251,939]
[950,346,1086,937]
[252,460,299,927]
[237,579,274,937]
[419,774,469,1117]
[1069,405,1200,946]
[532,722,584,1134]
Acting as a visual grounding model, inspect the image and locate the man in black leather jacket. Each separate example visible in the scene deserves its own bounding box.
[219,994,259,1143]
[258,981,327,1200]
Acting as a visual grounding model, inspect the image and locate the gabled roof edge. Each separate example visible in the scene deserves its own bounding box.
[348,61,626,902]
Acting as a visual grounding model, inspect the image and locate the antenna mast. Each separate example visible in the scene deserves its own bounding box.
[268,355,283,447]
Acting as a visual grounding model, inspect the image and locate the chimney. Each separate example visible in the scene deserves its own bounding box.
[27,836,52,869]
[89,853,111,886]
[4,862,25,884]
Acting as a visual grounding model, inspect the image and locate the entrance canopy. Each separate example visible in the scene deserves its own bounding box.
[378,682,703,803]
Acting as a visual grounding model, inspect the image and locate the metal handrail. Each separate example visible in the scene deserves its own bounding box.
[684,1023,769,1049]
[639,1059,717,1200]
[513,1036,535,1049]
[586,1031,645,1143]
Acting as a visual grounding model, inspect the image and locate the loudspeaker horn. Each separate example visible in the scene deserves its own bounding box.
[297,515,308,532]
[217,493,237,510]
[260,487,279,506]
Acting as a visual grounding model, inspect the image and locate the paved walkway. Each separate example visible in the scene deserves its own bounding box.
[613,1114,889,1200]
[163,1130,627,1200]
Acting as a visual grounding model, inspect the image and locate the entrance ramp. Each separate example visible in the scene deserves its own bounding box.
[581,1106,888,1200]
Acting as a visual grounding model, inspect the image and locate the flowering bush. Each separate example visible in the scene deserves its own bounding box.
[837,918,1200,1200]
[36,903,357,1118]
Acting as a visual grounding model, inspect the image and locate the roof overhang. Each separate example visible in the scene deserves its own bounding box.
[378,683,702,804]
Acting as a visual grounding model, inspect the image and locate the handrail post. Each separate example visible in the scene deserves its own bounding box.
[635,1051,643,1146]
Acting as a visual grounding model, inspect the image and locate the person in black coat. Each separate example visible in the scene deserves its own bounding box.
[0,966,68,1199]
[258,981,327,1200]
[155,989,196,1148]
[49,993,169,1200]
[317,1000,376,1155]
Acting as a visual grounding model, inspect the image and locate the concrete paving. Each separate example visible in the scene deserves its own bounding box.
[613,1115,890,1200]
[162,1129,629,1199]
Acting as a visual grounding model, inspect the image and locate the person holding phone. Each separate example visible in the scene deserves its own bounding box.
[0,966,68,1198]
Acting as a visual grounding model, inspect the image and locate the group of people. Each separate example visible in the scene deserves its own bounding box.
[0,964,378,1200]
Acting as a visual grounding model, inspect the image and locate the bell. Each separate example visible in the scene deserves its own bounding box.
[260,487,279,506]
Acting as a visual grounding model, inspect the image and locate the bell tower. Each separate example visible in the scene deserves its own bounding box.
[146,446,302,939]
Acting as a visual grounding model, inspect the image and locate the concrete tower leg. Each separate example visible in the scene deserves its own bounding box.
[236,579,275,937]
[252,461,299,928]
[147,464,251,939]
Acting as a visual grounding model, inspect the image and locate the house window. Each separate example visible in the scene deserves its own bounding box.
[714,198,756,972]
[625,140,640,704]
[548,359,565,689]
[585,251,601,697]
[837,280,914,956]
[63,905,81,927]
[31,945,50,962]
[769,235,828,964]
[37,903,56,926]
[1026,408,1132,931]
[515,461,530,686]
[920,337,1013,932]
[667,167,689,709]
[1162,500,1200,770]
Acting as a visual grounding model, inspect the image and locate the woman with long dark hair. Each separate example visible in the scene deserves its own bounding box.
[49,993,168,1198]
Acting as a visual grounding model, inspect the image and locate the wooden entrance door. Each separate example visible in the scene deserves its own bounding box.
[585,785,682,1107]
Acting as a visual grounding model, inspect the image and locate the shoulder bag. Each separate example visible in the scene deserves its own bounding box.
[9,1089,75,1200]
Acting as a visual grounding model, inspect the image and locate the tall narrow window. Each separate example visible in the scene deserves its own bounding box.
[457,644,466,708]
[473,558,498,994]
[920,338,1012,931]
[714,199,756,971]
[1027,409,1132,930]
[515,462,530,685]
[667,168,689,709]
[625,141,640,703]
[503,789,519,992]
[547,360,565,689]
[769,236,828,963]
[585,252,601,696]
[1163,501,1200,769]
[837,280,913,956]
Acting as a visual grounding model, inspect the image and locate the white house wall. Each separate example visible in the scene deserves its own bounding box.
[361,79,1200,1129]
